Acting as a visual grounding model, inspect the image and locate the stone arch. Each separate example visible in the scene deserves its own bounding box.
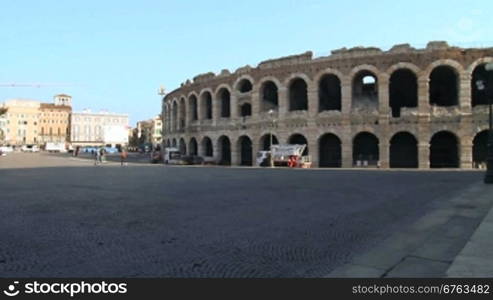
[237,135,253,166]
[471,60,493,107]
[199,89,213,120]
[215,86,231,118]
[389,68,418,117]
[430,131,459,168]
[217,135,232,165]
[350,65,380,111]
[318,132,342,168]
[288,133,309,156]
[389,132,418,168]
[259,78,280,112]
[473,130,489,168]
[189,137,198,156]
[286,75,309,111]
[201,136,213,157]
[179,97,186,128]
[259,133,279,151]
[172,138,177,148]
[179,138,187,154]
[188,92,199,121]
[317,72,342,112]
[353,131,379,167]
[429,64,460,106]
[234,75,254,93]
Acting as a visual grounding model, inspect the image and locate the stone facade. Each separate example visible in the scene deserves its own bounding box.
[162,42,493,169]
[71,110,129,147]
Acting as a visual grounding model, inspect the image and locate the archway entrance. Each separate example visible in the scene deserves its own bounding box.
[218,136,231,165]
[390,132,418,168]
[353,132,379,167]
[319,133,342,167]
[288,134,309,156]
[430,131,459,168]
[238,136,253,166]
[473,130,488,168]
[189,138,198,156]
[259,134,279,151]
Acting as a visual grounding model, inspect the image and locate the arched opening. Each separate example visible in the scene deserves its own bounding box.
[189,95,198,121]
[172,138,177,148]
[202,137,213,157]
[319,74,341,112]
[201,92,213,120]
[390,132,418,168]
[261,81,279,111]
[238,136,253,166]
[473,130,489,168]
[179,138,186,155]
[172,102,178,131]
[430,131,459,168]
[218,136,231,165]
[289,78,308,111]
[352,71,378,109]
[353,132,379,167]
[166,140,171,147]
[259,134,279,151]
[240,103,252,117]
[179,98,186,128]
[389,69,418,117]
[189,138,198,156]
[238,79,253,93]
[429,66,458,106]
[218,88,231,118]
[472,64,493,107]
[288,134,309,156]
[319,133,342,168]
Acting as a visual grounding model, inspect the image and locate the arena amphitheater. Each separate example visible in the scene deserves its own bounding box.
[161,41,493,169]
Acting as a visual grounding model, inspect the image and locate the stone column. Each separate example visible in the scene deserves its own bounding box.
[341,78,351,115]
[460,140,473,169]
[341,130,353,168]
[308,86,318,118]
[379,141,390,169]
[418,76,430,115]
[212,94,219,126]
[231,138,239,165]
[308,137,318,167]
[459,72,472,114]
[418,142,430,169]
[278,87,288,119]
[378,75,390,117]
[251,139,260,167]
[231,93,239,119]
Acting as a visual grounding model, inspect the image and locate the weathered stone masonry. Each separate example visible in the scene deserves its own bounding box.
[162,42,493,169]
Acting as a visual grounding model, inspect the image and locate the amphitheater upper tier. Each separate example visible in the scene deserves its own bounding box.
[162,41,493,169]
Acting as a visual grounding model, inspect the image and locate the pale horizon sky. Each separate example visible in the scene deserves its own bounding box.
[1,0,492,126]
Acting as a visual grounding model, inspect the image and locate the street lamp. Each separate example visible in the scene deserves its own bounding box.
[268,109,275,168]
[476,63,493,183]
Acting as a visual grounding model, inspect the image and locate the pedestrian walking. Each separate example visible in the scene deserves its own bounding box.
[120,148,128,166]
[94,147,101,165]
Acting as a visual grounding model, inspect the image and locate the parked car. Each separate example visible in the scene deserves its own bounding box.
[21,145,39,152]
[0,146,13,153]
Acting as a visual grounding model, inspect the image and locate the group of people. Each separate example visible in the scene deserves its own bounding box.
[93,147,128,166]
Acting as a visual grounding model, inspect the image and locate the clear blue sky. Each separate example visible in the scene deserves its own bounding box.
[1,0,492,126]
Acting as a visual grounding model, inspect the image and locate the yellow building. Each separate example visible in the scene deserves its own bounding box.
[1,99,41,145]
[39,95,72,144]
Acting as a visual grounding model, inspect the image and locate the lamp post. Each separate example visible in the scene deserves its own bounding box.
[476,63,493,183]
[268,109,275,168]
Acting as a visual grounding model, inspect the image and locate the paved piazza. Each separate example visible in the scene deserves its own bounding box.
[0,153,485,277]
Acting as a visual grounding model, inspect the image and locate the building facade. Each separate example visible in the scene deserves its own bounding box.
[162,41,492,169]
[71,110,129,147]
[39,95,72,144]
[1,99,41,145]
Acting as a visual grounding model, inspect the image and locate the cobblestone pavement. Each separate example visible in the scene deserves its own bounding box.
[0,153,485,277]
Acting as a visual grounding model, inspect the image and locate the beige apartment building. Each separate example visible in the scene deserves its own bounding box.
[39,95,72,144]
[1,99,41,145]
[71,110,129,147]
[136,115,163,147]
